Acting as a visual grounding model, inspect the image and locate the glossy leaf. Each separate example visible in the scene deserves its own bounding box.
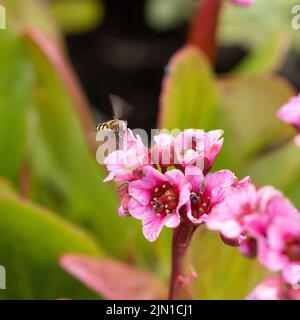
[60,254,167,300]
[158,45,218,131]
[0,191,101,299]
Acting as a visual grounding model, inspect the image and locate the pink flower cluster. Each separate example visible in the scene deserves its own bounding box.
[207,182,300,296]
[103,128,300,299]
[277,94,300,147]
[104,128,225,241]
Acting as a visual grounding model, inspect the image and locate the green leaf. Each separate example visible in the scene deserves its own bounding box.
[23,29,130,257]
[190,229,269,299]
[216,74,296,169]
[244,141,300,208]
[158,45,219,131]
[50,0,105,35]
[0,191,101,299]
[0,30,34,185]
[234,32,291,75]
[1,0,63,47]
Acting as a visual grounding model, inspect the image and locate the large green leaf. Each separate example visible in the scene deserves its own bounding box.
[158,45,219,131]
[0,30,34,185]
[22,30,126,257]
[216,74,295,170]
[0,190,101,299]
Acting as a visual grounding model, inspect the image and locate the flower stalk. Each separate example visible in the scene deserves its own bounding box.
[168,221,197,300]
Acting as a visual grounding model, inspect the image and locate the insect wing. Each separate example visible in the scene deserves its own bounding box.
[109,94,134,120]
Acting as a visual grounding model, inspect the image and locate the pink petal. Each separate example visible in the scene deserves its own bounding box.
[265,194,297,218]
[129,166,166,205]
[256,186,282,211]
[118,201,131,217]
[257,241,286,271]
[164,168,186,187]
[103,171,116,182]
[294,134,300,147]
[151,133,174,166]
[185,165,204,194]
[234,0,255,6]
[245,213,269,238]
[142,211,166,242]
[235,176,251,188]
[268,216,300,251]
[128,198,152,219]
[207,203,243,238]
[282,264,300,286]
[246,276,283,300]
[277,94,300,126]
[204,169,236,203]
[164,212,181,228]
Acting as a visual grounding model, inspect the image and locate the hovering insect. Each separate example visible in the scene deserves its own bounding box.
[95,94,133,137]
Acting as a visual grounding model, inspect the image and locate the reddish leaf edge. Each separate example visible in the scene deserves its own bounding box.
[60,253,168,300]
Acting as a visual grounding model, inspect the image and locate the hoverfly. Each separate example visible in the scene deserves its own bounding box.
[95,95,133,134]
[95,95,133,149]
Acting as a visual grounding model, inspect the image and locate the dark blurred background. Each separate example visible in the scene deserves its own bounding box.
[65,0,249,132]
[66,0,187,131]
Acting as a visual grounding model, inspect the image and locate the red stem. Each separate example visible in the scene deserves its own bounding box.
[168,223,197,300]
[187,0,223,63]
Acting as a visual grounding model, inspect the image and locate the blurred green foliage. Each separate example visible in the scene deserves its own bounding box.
[50,0,104,34]
[0,181,101,299]
[220,0,300,51]
[159,46,218,131]
[0,30,33,185]
[145,0,196,31]
[0,0,299,300]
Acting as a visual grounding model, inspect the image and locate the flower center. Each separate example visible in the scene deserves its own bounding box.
[151,183,179,215]
[285,238,300,262]
[190,190,212,219]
